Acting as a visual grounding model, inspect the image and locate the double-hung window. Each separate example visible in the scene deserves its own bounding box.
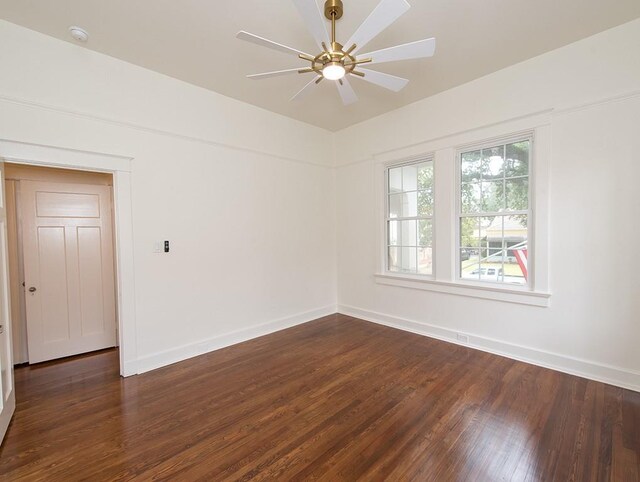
[377,123,549,305]
[458,137,531,286]
[386,159,434,275]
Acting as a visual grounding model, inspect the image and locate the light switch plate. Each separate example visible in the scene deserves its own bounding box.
[153,241,162,253]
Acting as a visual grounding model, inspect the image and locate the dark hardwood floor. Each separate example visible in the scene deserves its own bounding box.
[0,314,638,481]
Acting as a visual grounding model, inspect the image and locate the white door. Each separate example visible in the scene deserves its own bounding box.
[21,181,116,364]
[0,162,16,442]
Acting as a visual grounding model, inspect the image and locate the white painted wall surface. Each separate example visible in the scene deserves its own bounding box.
[335,19,640,390]
[0,16,638,390]
[0,20,337,373]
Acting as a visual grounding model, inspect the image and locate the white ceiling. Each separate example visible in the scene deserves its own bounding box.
[1,0,638,131]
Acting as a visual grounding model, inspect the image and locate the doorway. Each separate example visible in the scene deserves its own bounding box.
[5,164,118,365]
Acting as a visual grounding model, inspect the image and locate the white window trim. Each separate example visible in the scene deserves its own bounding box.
[373,112,552,307]
[384,155,436,278]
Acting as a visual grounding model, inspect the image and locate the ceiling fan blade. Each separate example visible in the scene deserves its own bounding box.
[362,38,436,64]
[292,0,331,50]
[336,78,358,105]
[247,68,306,80]
[345,0,410,54]
[291,77,322,101]
[237,31,312,58]
[353,68,409,92]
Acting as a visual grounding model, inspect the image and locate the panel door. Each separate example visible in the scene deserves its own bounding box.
[21,181,116,363]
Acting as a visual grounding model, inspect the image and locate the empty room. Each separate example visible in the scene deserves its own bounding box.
[0,0,638,480]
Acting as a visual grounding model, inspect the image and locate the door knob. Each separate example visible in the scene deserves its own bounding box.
[28,287,37,293]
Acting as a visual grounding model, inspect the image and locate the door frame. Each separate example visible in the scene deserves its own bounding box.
[0,139,138,377]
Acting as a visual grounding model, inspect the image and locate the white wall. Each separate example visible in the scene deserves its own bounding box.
[1,16,638,390]
[0,20,337,373]
[335,19,640,391]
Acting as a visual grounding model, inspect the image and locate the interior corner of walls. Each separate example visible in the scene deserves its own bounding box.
[330,132,339,168]
[337,305,640,393]
[133,305,337,375]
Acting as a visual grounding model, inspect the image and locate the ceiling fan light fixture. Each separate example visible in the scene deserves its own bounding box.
[323,61,346,80]
[238,0,436,104]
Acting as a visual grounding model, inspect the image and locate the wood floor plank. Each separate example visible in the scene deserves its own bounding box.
[0,314,638,481]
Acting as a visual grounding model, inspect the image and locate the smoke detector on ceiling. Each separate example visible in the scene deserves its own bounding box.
[68,26,89,43]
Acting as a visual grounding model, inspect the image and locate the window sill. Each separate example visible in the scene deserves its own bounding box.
[374,273,551,307]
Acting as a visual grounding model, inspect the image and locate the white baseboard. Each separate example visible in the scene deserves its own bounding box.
[133,305,337,375]
[338,304,640,393]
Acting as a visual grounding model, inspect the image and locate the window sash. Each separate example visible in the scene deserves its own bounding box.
[385,158,434,276]
[456,136,532,287]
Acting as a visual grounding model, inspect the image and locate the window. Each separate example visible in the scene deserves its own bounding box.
[386,159,434,275]
[458,137,531,286]
[376,120,550,306]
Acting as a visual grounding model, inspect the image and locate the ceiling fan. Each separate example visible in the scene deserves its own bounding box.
[236,0,435,105]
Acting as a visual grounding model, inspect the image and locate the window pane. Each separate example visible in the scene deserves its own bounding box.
[418,189,434,216]
[388,193,402,218]
[401,220,417,246]
[386,159,434,277]
[461,260,480,280]
[505,141,529,178]
[504,262,526,285]
[388,247,400,272]
[481,180,505,212]
[461,182,481,213]
[460,247,476,263]
[418,247,433,275]
[503,222,528,285]
[417,162,433,190]
[402,165,418,191]
[479,216,498,258]
[418,219,433,246]
[487,248,504,264]
[463,215,528,285]
[401,246,417,272]
[504,215,527,285]
[403,191,418,217]
[389,192,419,218]
[481,145,505,180]
[389,167,402,193]
[505,178,528,211]
[460,217,480,248]
[388,220,400,246]
[504,215,528,244]
[461,150,482,182]
[479,261,503,282]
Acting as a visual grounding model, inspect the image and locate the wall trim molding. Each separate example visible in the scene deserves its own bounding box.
[338,304,640,393]
[374,109,553,163]
[336,88,640,168]
[553,88,640,117]
[0,94,332,169]
[0,138,132,173]
[132,305,337,375]
[335,109,553,168]
[3,88,637,172]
